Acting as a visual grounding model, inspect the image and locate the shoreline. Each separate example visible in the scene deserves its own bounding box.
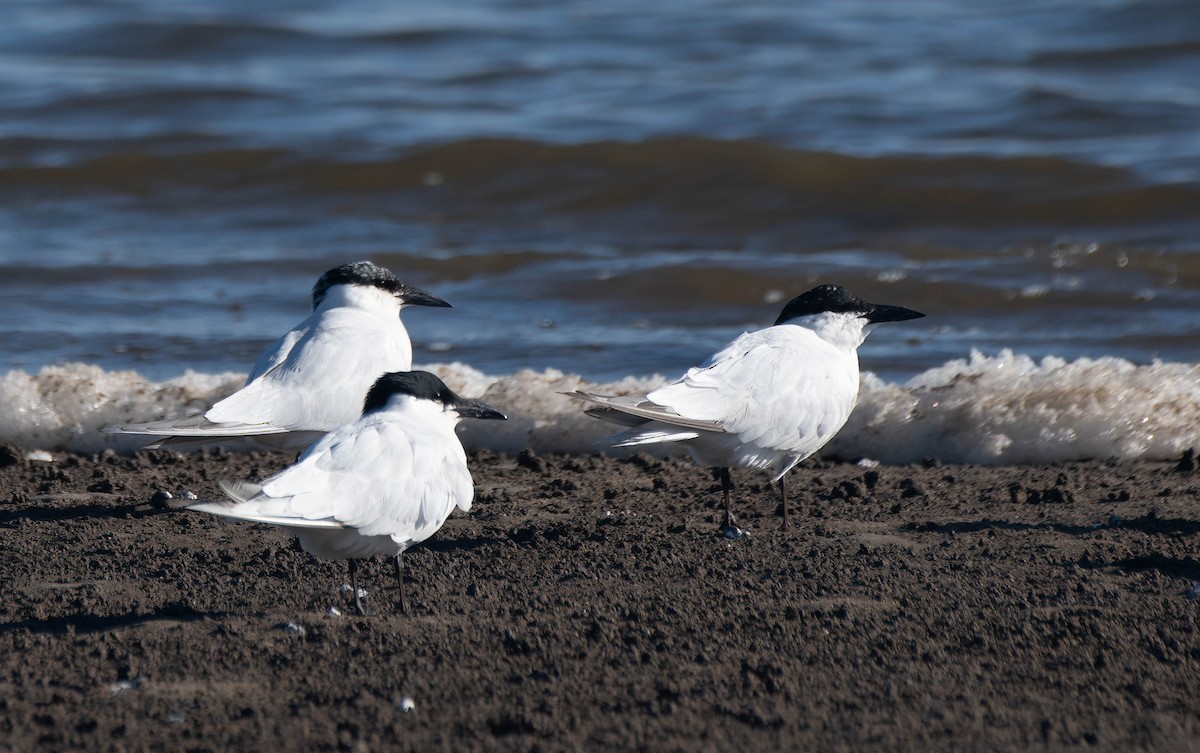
[3,447,1200,751]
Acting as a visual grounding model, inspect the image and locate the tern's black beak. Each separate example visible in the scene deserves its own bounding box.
[453,399,507,421]
[400,286,453,308]
[865,304,925,324]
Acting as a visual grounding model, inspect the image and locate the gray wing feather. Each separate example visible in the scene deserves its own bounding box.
[218,479,266,503]
[182,478,344,529]
[104,414,292,437]
[185,499,344,529]
[566,391,727,434]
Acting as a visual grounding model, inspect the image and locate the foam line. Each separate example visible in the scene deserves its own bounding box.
[1,353,1196,464]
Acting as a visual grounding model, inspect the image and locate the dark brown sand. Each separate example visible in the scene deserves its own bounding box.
[3,444,1200,752]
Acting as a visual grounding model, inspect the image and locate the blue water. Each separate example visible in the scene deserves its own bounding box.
[0,0,1197,383]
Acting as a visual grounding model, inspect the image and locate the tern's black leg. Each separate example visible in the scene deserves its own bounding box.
[393,552,410,615]
[349,559,367,616]
[715,466,737,530]
[779,476,790,531]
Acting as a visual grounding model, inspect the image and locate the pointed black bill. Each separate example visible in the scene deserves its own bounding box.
[453,399,507,421]
[400,286,452,308]
[865,303,925,324]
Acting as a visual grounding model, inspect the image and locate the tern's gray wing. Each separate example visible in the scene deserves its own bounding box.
[191,413,473,545]
[186,479,346,528]
[203,307,414,430]
[101,320,315,442]
[566,391,728,434]
[245,327,307,383]
[647,327,859,454]
[105,413,292,438]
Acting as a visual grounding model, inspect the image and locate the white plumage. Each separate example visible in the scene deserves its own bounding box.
[571,285,924,533]
[185,370,506,615]
[105,261,451,450]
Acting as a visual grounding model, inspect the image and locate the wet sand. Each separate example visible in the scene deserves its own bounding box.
[3,445,1200,752]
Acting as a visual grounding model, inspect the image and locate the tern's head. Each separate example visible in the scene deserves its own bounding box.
[362,371,507,421]
[774,285,924,347]
[311,261,452,314]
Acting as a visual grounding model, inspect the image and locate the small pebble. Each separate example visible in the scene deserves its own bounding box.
[183,491,198,500]
[108,677,143,694]
[25,450,54,463]
[327,606,343,617]
[283,622,306,636]
[399,696,416,712]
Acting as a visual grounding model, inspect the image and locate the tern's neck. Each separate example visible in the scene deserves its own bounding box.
[784,311,870,351]
[315,285,402,316]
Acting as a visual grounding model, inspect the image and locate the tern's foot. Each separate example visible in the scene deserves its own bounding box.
[723,524,750,541]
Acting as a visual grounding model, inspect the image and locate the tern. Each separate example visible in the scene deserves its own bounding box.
[106,261,451,450]
[183,370,506,615]
[569,285,924,535]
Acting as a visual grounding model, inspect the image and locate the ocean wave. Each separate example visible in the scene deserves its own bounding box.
[3,353,1196,466]
[2,138,1195,236]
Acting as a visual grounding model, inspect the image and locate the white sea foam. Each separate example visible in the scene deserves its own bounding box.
[837,349,1200,465]
[0,365,244,455]
[0,351,1196,465]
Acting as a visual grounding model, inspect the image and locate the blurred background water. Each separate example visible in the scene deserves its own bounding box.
[1,0,1198,383]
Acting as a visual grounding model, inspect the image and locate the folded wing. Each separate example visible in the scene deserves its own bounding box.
[191,417,473,546]
[572,326,858,457]
[648,327,858,454]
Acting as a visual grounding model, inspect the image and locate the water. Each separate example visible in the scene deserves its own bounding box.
[1,0,1198,460]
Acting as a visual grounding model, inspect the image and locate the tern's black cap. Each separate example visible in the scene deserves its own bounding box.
[775,285,924,326]
[312,261,452,310]
[362,371,506,420]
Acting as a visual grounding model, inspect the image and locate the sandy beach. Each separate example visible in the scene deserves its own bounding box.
[3,2,1199,751]
[3,445,1200,751]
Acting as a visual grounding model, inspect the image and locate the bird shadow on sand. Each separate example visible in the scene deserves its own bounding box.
[901,513,1200,538]
[903,514,1200,582]
[1075,554,1200,582]
[0,601,219,637]
[0,500,165,525]
[421,535,506,553]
